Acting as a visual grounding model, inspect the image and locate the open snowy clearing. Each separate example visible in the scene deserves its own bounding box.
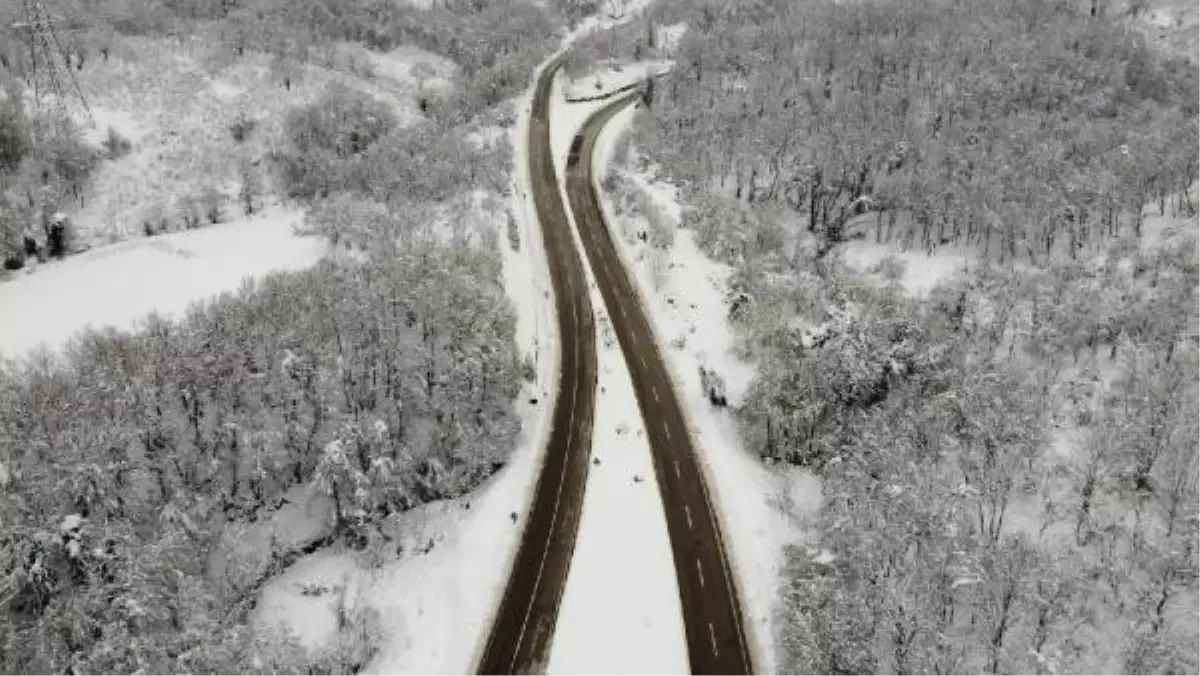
[838,239,971,298]
[66,34,445,245]
[0,205,325,361]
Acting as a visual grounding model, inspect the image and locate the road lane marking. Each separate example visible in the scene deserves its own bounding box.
[509,289,582,671]
[695,478,756,672]
[662,420,671,440]
[638,355,647,369]
[651,385,660,402]
[696,559,705,588]
[673,459,680,479]
[684,504,693,530]
[709,622,719,657]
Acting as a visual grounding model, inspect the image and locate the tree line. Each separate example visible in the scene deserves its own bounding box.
[634,0,1198,264]
[585,0,1199,670]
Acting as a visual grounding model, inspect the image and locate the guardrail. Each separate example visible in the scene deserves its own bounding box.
[562,70,670,104]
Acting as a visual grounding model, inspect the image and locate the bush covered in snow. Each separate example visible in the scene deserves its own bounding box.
[274,84,398,200]
[0,104,99,264]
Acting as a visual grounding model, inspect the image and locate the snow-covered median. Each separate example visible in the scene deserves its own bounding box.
[0,206,325,360]
[547,303,689,674]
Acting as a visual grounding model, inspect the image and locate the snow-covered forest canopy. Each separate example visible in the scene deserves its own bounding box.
[0,0,588,671]
[603,0,1199,671]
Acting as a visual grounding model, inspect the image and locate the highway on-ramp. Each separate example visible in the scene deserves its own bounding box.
[476,54,597,675]
[563,93,755,675]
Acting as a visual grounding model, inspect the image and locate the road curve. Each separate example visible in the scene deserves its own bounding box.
[477,55,597,675]
[564,94,755,674]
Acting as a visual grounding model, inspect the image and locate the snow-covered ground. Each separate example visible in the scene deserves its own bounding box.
[0,206,325,360]
[838,240,970,297]
[67,35,446,245]
[656,23,688,55]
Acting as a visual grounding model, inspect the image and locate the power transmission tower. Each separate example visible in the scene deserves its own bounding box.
[11,0,92,138]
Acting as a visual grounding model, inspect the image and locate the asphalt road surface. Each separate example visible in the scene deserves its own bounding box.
[564,94,755,674]
[477,54,598,675]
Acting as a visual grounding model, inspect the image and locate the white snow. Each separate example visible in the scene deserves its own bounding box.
[256,549,362,652]
[0,206,326,361]
[209,80,242,101]
[839,240,970,297]
[63,35,431,245]
[79,107,147,148]
[656,23,689,54]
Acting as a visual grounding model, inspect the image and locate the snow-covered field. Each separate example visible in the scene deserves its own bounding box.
[838,240,970,297]
[0,206,325,360]
[68,35,450,245]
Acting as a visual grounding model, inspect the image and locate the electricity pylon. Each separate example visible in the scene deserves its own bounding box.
[11,0,93,136]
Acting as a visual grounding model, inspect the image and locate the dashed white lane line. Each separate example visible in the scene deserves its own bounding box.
[673,459,680,479]
[684,504,693,530]
[709,622,719,657]
[662,420,672,440]
[696,559,705,588]
[510,298,582,670]
[651,384,660,402]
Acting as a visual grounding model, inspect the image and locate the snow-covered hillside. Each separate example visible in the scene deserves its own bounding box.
[67,35,453,245]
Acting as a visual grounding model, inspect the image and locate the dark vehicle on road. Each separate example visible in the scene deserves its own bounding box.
[567,134,584,167]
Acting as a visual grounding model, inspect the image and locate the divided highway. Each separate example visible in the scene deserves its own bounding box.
[477,54,597,675]
[479,58,753,674]
[564,94,755,674]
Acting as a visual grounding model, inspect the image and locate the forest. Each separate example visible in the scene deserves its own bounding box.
[641,0,1197,263]
[617,0,1198,671]
[0,0,576,671]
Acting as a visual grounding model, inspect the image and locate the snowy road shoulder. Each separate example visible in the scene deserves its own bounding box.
[587,101,822,674]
